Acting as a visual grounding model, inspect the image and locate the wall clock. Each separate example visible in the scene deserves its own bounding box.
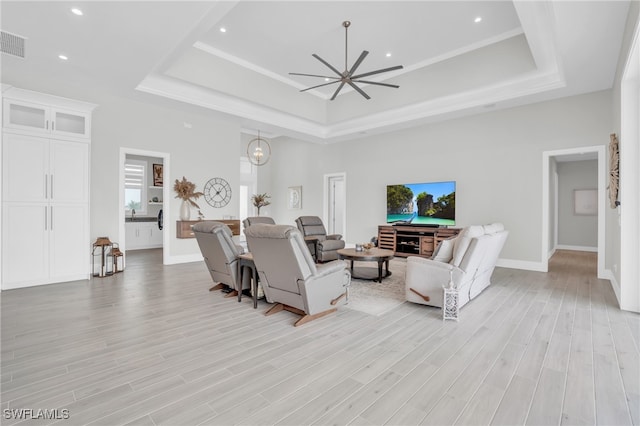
[204,177,232,208]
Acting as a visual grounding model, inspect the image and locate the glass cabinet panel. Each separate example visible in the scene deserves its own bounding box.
[53,111,86,135]
[8,102,48,130]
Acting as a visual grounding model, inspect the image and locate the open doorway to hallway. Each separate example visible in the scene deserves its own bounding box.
[119,148,170,266]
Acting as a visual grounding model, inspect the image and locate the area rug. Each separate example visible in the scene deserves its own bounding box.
[344,258,407,316]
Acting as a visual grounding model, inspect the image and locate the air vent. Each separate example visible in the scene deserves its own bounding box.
[1,31,26,58]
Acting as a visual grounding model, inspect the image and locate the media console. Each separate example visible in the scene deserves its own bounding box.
[377,225,461,258]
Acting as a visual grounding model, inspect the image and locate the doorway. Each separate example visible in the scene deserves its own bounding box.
[119,148,170,265]
[542,146,605,277]
[324,173,346,241]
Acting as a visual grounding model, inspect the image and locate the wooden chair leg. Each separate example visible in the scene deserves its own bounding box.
[294,308,337,327]
[224,290,239,298]
[265,303,285,316]
[209,283,224,292]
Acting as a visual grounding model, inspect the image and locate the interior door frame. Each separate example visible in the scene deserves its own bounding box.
[119,147,170,265]
[323,172,347,242]
[541,146,605,277]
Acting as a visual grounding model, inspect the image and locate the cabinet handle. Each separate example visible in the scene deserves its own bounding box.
[46,120,49,130]
[50,175,54,199]
[45,175,48,199]
[44,206,47,230]
[50,206,53,230]
[52,121,55,131]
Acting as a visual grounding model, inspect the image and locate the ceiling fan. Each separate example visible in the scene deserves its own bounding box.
[289,21,404,100]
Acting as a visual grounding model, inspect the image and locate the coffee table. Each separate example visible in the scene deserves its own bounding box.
[337,248,394,283]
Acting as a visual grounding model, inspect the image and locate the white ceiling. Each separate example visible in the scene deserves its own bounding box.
[0,1,631,144]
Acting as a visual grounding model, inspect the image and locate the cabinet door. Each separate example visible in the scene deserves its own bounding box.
[49,204,88,281]
[149,226,163,247]
[2,203,49,288]
[52,108,90,139]
[2,133,49,202]
[50,140,89,203]
[3,99,50,134]
[125,222,144,250]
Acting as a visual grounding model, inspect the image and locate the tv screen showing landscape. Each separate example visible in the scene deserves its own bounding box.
[386,181,456,226]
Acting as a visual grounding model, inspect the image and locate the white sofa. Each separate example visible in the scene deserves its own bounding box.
[405,223,508,309]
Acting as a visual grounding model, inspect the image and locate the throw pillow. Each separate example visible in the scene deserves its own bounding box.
[432,238,455,263]
[450,225,484,266]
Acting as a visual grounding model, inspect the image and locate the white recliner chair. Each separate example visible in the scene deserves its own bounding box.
[405,223,508,309]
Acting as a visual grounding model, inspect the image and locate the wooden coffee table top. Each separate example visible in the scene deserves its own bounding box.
[337,247,394,262]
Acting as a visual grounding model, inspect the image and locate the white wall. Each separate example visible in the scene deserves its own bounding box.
[91,93,241,262]
[556,160,598,250]
[611,2,640,312]
[265,90,612,270]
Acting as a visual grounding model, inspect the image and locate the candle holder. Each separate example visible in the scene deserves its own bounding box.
[92,237,114,277]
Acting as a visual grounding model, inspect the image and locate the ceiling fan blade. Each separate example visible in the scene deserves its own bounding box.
[352,80,400,89]
[312,54,344,77]
[348,50,369,76]
[289,72,340,79]
[352,65,404,80]
[300,80,341,92]
[347,81,371,100]
[330,81,347,101]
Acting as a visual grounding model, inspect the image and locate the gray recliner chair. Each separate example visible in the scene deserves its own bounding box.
[193,221,249,297]
[245,223,350,326]
[295,216,345,262]
[242,216,275,230]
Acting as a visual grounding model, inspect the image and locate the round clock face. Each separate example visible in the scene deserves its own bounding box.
[204,177,232,208]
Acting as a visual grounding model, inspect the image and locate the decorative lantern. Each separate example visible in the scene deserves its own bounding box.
[92,237,114,277]
[111,243,124,273]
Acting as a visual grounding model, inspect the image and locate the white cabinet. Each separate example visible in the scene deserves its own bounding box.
[125,222,162,250]
[2,133,88,203]
[2,87,95,289]
[3,97,91,140]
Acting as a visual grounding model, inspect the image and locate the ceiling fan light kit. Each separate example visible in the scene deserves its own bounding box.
[290,21,403,100]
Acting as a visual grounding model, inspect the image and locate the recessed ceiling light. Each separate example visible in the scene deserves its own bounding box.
[71,8,83,16]
[58,54,68,60]
[386,52,392,57]
[220,27,227,33]
[474,16,482,23]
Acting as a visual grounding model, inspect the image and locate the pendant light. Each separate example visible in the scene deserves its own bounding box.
[247,130,271,166]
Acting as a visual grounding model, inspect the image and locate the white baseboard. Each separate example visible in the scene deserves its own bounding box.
[496,258,547,272]
[601,268,622,305]
[556,244,598,252]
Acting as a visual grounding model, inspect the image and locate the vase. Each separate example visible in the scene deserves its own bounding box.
[180,200,191,221]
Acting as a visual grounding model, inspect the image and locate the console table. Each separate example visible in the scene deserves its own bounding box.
[176,219,240,238]
[377,225,460,258]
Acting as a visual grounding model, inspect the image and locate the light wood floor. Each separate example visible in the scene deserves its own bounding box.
[1,249,638,425]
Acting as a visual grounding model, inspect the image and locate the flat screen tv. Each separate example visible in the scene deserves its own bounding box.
[386,181,456,226]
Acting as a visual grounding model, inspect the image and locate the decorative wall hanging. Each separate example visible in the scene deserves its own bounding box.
[608,133,620,208]
[288,186,302,209]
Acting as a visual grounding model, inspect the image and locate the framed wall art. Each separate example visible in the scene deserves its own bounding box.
[288,186,302,209]
[574,189,597,216]
[153,163,163,187]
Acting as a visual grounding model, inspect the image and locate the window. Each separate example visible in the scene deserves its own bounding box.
[124,159,147,214]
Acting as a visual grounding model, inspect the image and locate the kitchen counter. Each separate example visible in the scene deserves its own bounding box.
[125,217,158,223]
